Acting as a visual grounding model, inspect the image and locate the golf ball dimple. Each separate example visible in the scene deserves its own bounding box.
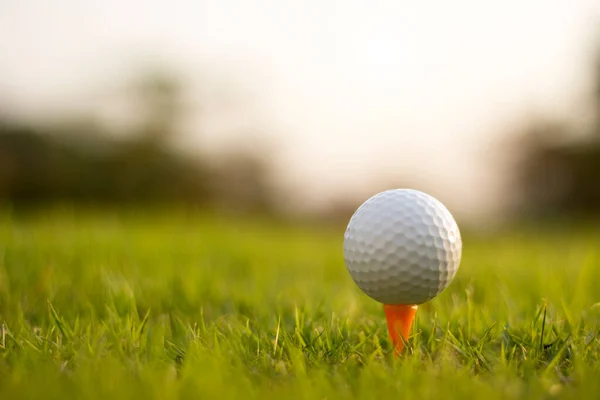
[343,189,462,305]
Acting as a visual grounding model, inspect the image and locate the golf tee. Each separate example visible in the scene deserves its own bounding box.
[383,304,418,356]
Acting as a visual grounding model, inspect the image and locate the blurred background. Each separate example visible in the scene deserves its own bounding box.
[1,0,600,228]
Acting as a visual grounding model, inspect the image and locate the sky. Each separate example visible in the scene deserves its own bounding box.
[1,0,600,219]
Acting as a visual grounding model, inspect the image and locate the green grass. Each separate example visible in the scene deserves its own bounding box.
[1,209,600,399]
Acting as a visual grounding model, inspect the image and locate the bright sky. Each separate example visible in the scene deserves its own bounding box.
[1,0,600,219]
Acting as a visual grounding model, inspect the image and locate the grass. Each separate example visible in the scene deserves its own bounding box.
[1,208,600,399]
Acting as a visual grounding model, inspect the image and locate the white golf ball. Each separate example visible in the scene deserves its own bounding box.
[343,189,462,305]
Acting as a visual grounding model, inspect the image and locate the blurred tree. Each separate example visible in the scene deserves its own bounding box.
[512,48,600,218]
[0,65,276,215]
[0,118,210,206]
[129,67,184,144]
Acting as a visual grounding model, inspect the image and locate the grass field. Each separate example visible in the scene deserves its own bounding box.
[1,209,599,399]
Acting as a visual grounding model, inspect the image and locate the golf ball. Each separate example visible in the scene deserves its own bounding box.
[343,189,462,305]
